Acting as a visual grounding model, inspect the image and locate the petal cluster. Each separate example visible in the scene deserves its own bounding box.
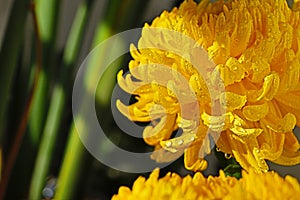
[293,0,300,11]
[117,0,300,172]
[111,168,300,200]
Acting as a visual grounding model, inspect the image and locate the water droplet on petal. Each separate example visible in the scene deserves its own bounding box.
[177,139,184,145]
[189,136,195,142]
[165,141,172,148]
[216,147,221,152]
[225,153,232,159]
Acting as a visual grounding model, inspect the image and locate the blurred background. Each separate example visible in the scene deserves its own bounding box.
[0,0,299,199]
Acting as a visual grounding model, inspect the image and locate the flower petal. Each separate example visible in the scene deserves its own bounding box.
[273,131,300,166]
[247,72,280,102]
[220,92,247,111]
[230,134,269,172]
[184,144,208,172]
[242,102,269,121]
[116,99,151,122]
[257,122,285,161]
[262,113,296,133]
[143,114,177,145]
[275,91,300,127]
[216,57,246,86]
[230,10,253,57]
[150,145,182,163]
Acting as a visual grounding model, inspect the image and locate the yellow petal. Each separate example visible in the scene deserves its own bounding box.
[150,145,182,163]
[282,132,300,153]
[275,91,300,111]
[207,30,230,65]
[230,10,253,57]
[229,134,267,172]
[216,57,246,86]
[160,133,197,153]
[260,74,281,100]
[292,0,300,11]
[247,72,280,102]
[257,122,285,160]
[189,74,210,104]
[184,144,208,172]
[117,70,152,95]
[250,57,271,83]
[143,114,177,145]
[230,126,262,138]
[277,52,300,93]
[220,92,247,111]
[273,149,300,166]
[116,99,151,122]
[242,102,269,121]
[215,130,233,154]
[201,112,227,132]
[262,113,296,133]
[274,132,300,165]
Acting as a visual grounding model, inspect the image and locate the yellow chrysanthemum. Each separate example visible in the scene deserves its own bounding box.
[117,0,300,172]
[111,168,300,200]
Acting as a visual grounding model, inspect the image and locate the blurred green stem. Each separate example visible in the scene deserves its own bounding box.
[54,124,87,199]
[29,1,92,199]
[28,0,60,146]
[0,0,31,199]
[0,0,31,146]
[54,0,150,199]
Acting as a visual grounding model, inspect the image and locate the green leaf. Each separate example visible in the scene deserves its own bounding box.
[224,163,242,179]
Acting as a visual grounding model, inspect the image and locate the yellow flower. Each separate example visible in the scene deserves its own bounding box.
[117,0,300,172]
[227,170,300,200]
[111,168,300,200]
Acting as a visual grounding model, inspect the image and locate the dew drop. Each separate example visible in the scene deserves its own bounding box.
[238,128,246,133]
[232,66,238,71]
[189,136,195,142]
[260,158,265,164]
[225,153,232,159]
[165,141,172,148]
[177,139,184,145]
[216,147,221,152]
[185,61,189,67]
